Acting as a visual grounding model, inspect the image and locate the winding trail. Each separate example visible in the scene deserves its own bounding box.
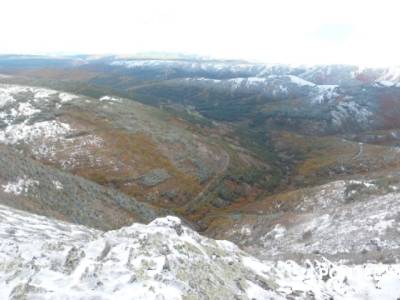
[352,142,364,160]
[184,148,230,211]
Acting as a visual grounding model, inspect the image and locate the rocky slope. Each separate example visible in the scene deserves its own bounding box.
[0,83,228,213]
[1,57,400,217]
[1,204,399,300]
[0,143,158,230]
[205,172,400,264]
[0,81,272,229]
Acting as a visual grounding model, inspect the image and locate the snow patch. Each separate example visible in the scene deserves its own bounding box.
[2,177,39,195]
[99,95,122,102]
[59,92,78,103]
[287,75,316,86]
[0,120,71,145]
[52,180,64,190]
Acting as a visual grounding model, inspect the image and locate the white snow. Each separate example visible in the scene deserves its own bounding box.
[348,179,377,189]
[0,120,71,145]
[0,85,107,168]
[287,75,316,86]
[318,84,338,91]
[187,75,316,94]
[246,77,266,83]
[0,204,399,299]
[378,80,396,87]
[260,224,287,246]
[14,102,41,116]
[311,85,339,104]
[0,84,105,165]
[59,92,78,103]
[331,101,372,127]
[99,95,122,102]
[239,225,252,236]
[378,66,400,83]
[34,89,57,99]
[245,280,284,300]
[110,60,262,75]
[2,177,39,195]
[243,258,400,300]
[235,178,400,261]
[52,180,64,190]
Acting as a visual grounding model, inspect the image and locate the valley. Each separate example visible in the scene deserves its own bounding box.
[0,55,400,298]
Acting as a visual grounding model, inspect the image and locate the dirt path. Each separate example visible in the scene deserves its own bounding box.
[184,148,230,211]
[352,142,364,160]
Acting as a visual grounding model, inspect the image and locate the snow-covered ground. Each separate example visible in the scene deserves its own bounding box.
[0,84,105,168]
[220,177,400,269]
[183,75,343,106]
[0,204,399,299]
[2,176,39,195]
[0,85,74,146]
[99,95,122,102]
[110,59,264,75]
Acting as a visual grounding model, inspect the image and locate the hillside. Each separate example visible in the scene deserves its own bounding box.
[1,204,399,299]
[0,56,400,298]
[0,83,236,217]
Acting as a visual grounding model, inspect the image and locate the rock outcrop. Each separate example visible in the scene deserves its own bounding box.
[0,204,399,299]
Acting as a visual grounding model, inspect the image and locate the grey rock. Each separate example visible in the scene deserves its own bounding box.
[138,168,171,187]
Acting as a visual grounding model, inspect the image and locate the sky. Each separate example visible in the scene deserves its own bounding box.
[0,0,399,66]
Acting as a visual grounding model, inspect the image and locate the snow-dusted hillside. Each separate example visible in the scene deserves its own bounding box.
[207,175,400,267]
[110,58,400,86]
[184,75,339,103]
[130,64,400,133]
[110,59,266,76]
[0,83,228,212]
[0,204,399,300]
[0,84,98,164]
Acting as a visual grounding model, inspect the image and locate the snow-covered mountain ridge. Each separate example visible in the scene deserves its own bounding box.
[0,204,399,300]
[110,59,400,85]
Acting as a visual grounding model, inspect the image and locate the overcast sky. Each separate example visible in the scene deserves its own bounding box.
[1,0,399,66]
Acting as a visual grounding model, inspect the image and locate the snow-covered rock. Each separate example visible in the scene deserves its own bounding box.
[99,95,122,102]
[0,84,106,168]
[183,75,341,104]
[0,204,399,299]
[377,66,400,83]
[0,85,73,146]
[2,176,39,195]
[59,92,79,103]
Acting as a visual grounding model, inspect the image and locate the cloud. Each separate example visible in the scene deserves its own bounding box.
[313,24,353,42]
[0,0,399,66]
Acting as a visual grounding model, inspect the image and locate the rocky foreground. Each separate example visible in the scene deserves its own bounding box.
[0,204,399,300]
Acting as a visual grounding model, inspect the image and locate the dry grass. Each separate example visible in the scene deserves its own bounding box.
[57,108,202,208]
